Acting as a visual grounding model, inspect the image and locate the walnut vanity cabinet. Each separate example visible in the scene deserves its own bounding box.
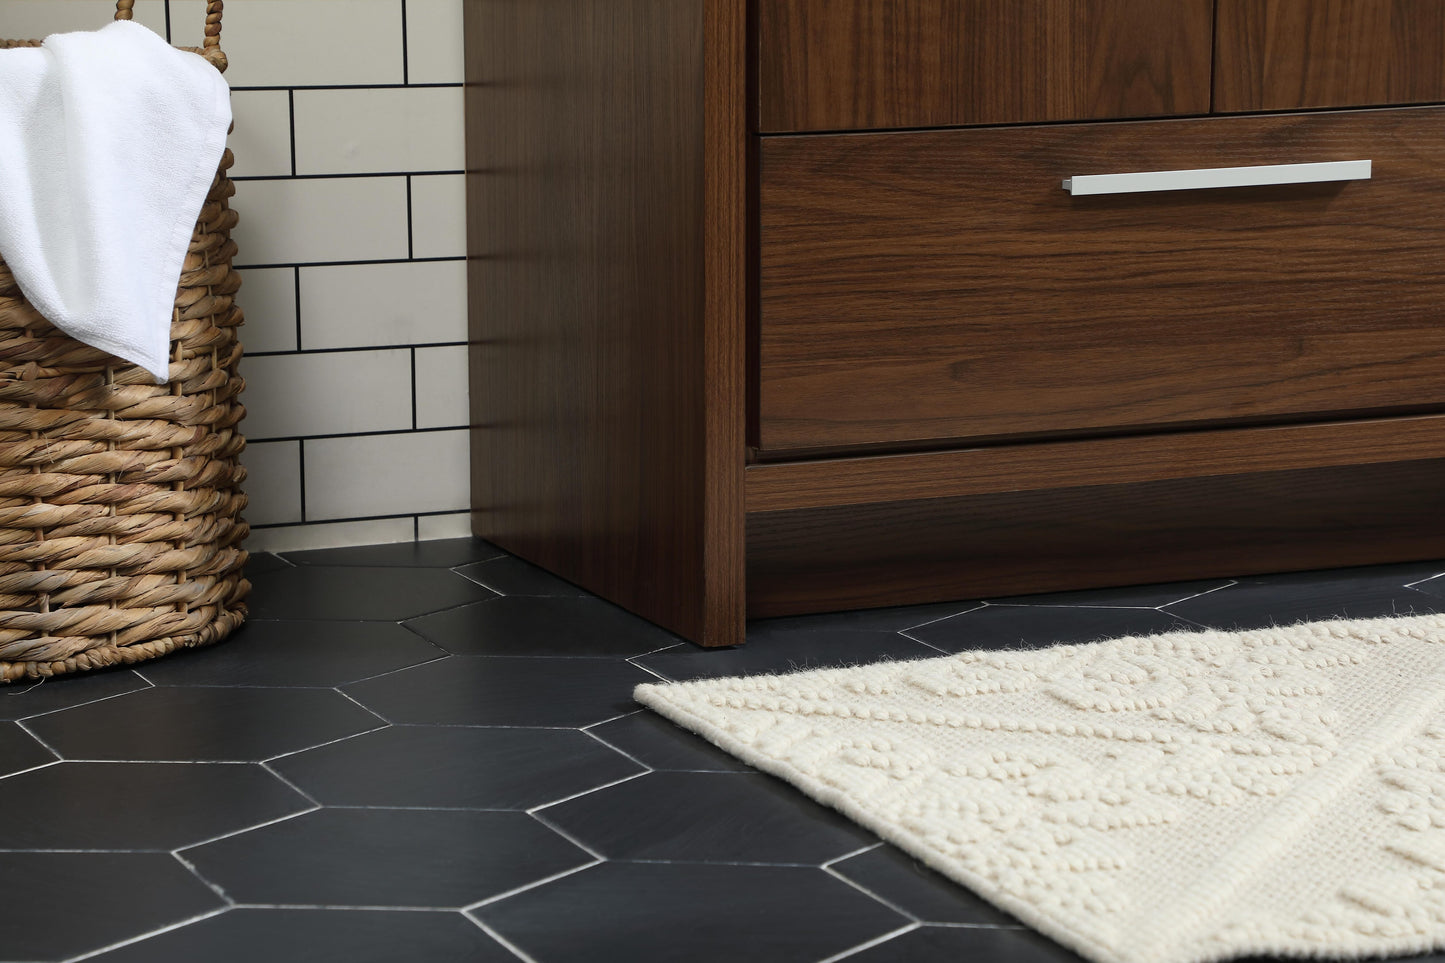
[464,0,1445,648]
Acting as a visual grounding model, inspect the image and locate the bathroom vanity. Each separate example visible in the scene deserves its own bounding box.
[465,0,1445,646]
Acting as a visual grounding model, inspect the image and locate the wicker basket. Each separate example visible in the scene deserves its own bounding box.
[0,0,247,682]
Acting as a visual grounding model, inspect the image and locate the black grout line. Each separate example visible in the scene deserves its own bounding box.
[247,341,468,359]
[228,83,464,92]
[291,266,303,351]
[287,89,298,177]
[297,440,307,523]
[247,426,468,446]
[400,0,411,85]
[237,256,464,270]
[410,348,419,431]
[405,176,416,259]
[233,170,465,182]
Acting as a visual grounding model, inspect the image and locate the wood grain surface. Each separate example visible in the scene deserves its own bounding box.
[465,0,747,646]
[756,0,1214,132]
[746,414,1445,513]
[758,107,1445,453]
[1216,0,1445,112]
[747,459,1445,617]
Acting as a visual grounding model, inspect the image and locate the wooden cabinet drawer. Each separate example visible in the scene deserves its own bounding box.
[1215,0,1445,113]
[757,107,1445,454]
[756,0,1213,133]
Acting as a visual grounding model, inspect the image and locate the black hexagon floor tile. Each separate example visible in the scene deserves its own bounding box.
[0,762,308,851]
[536,771,876,864]
[245,565,498,621]
[343,656,654,727]
[984,578,1234,609]
[0,668,149,721]
[404,596,680,658]
[0,852,224,962]
[136,620,447,687]
[87,908,516,963]
[1417,574,1445,600]
[905,605,1195,653]
[586,711,752,772]
[25,686,383,762]
[841,924,1086,963]
[1163,563,1445,631]
[0,720,53,777]
[271,725,643,809]
[635,630,940,683]
[830,845,1021,926]
[454,555,591,597]
[183,808,591,908]
[471,861,908,963]
[281,537,505,568]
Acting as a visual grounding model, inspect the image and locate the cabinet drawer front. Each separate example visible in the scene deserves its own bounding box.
[757,0,1213,133]
[1216,0,1445,113]
[758,108,1445,453]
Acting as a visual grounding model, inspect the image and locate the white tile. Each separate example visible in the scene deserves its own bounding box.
[409,174,466,258]
[170,0,404,87]
[304,430,469,521]
[232,177,409,265]
[405,0,464,84]
[227,89,292,177]
[413,346,469,429]
[247,517,415,553]
[241,350,412,440]
[239,441,302,526]
[0,1,167,40]
[417,512,472,541]
[299,261,465,349]
[293,87,464,175]
[237,267,297,353]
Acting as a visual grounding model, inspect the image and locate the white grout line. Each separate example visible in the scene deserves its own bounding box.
[5,676,155,722]
[172,805,322,855]
[63,906,233,962]
[624,657,674,683]
[526,770,651,816]
[461,859,605,913]
[335,651,453,687]
[580,708,645,729]
[1156,580,1239,608]
[0,758,62,783]
[898,602,989,633]
[576,727,654,774]
[465,914,545,963]
[231,902,466,912]
[262,723,389,764]
[821,862,922,925]
[820,842,884,868]
[329,687,394,725]
[813,922,920,963]
[524,812,607,862]
[259,760,324,807]
[172,849,236,904]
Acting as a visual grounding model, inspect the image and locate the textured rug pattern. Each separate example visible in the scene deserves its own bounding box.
[636,615,1445,963]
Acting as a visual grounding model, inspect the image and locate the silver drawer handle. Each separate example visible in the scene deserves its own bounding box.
[1063,160,1372,196]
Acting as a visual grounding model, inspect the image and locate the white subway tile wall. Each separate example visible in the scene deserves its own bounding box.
[0,0,474,551]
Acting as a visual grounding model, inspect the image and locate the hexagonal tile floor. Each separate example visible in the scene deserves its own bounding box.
[1,537,1442,962]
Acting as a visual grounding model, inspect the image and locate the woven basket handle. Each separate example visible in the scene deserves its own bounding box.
[114,0,226,73]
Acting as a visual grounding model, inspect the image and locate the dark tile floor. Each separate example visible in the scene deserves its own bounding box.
[3,539,1445,963]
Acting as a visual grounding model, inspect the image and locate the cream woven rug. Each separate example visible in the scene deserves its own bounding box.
[636,614,1445,963]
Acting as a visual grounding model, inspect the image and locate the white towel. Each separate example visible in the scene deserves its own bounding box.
[0,20,232,383]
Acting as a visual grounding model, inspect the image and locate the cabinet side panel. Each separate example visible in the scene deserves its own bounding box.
[465,0,745,644]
